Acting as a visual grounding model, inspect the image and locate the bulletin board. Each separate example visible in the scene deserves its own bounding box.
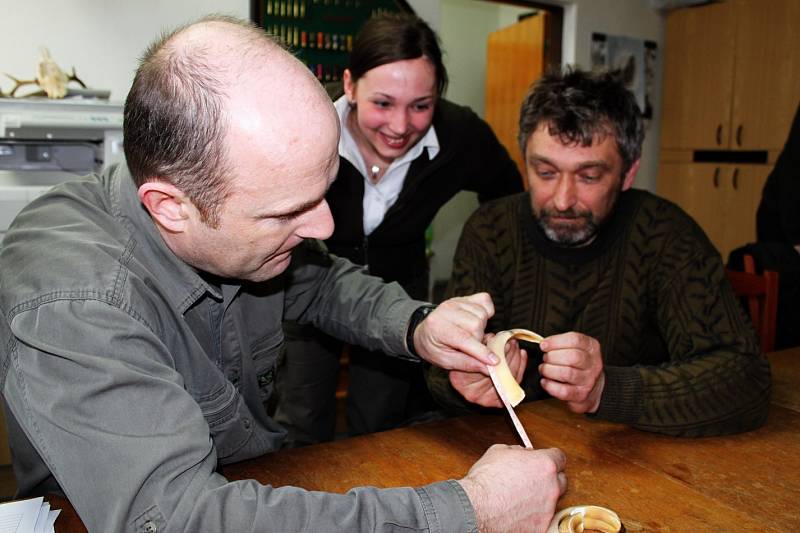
[590,32,657,120]
[251,0,413,83]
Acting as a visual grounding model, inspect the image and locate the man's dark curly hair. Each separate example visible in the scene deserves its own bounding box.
[517,68,644,175]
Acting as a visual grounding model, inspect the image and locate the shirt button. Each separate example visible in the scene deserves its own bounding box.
[143,521,157,533]
[243,418,251,429]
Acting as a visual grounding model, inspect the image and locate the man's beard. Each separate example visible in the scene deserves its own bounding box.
[536,207,600,247]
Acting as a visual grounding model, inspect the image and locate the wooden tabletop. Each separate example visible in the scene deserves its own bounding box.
[52,347,800,531]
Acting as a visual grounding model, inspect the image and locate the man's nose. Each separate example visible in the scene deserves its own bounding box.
[553,176,577,212]
[299,199,334,240]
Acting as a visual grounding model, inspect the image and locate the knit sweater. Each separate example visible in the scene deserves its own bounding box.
[430,190,771,437]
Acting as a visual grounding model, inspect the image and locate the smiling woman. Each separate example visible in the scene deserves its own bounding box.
[274,12,524,446]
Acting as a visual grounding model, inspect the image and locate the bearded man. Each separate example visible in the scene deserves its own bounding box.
[429,68,771,437]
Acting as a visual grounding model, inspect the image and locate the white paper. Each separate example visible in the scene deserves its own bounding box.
[0,498,60,533]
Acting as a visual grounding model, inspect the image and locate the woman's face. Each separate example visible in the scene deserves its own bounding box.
[344,57,437,165]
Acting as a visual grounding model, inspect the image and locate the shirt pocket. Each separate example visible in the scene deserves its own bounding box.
[250,328,284,403]
[198,381,253,461]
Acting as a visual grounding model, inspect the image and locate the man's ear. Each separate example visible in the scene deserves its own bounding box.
[622,159,640,191]
[342,69,356,104]
[138,181,192,233]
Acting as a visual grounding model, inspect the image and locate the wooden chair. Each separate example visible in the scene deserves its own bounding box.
[725,254,779,353]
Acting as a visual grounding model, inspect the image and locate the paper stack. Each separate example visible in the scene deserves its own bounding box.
[0,497,60,533]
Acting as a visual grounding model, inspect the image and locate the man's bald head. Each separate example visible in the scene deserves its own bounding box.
[123,15,332,227]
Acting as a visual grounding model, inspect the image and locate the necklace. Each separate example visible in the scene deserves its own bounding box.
[370,164,381,182]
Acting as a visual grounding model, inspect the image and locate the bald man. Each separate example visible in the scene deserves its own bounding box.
[0,16,565,532]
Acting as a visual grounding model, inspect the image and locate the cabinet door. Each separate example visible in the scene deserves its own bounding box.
[731,0,800,150]
[720,164,772,259]
[660,3,736,150]
[657,162,726,251]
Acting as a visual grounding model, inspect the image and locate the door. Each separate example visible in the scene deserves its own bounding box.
[657,162,727,252]
[731,0,800,150]
[485,12,547,178]
[720,164,772,258]
[660,2,736,150]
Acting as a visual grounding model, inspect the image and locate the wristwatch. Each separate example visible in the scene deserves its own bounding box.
[406,304,436,358]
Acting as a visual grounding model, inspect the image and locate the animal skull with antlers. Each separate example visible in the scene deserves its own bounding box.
[4,48,86,99]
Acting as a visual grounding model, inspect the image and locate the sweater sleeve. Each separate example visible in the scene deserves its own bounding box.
[595,230,772,437]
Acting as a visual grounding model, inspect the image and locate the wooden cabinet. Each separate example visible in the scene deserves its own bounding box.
[658,161,771,260]
[658,0,798,259]
[660,0,800,151]
[660,3,736,150]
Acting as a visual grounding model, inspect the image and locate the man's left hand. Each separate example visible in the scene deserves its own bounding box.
[449,335,528,407]
[539,332,605,414]
[412,293,498,373]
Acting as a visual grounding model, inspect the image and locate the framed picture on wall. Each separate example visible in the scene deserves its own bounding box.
[591,32,657,119]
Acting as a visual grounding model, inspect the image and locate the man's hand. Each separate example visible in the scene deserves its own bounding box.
[449,335,528,407]
[412,293,498,373]
[539,332,605,414]
[459,445,567,533]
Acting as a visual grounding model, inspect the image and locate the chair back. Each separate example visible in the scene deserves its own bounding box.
[725,254,779,352]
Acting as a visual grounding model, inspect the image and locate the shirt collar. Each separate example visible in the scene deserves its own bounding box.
[110,164,225,313]
[334,95,439,173]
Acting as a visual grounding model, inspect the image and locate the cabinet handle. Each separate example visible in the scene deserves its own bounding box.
[713,167,720,188]
[716,124,722,146]
[732,167,739,190]
[736,125,743,147]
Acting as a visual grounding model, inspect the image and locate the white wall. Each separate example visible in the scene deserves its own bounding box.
[0,1,249,103]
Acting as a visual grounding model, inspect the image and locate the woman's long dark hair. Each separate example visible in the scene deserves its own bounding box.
[348,13,448,96]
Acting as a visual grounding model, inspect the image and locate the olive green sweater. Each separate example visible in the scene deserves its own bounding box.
[430,190,771,437]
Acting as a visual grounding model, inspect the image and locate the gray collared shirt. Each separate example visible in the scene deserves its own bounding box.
[0,164,477,532]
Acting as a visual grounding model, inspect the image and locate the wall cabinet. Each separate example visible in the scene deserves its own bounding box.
[657,0,799,260]
[658,162,770,260]
[660,0,800,151]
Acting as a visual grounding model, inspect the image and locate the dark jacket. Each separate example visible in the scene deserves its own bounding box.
[325,98,523,298]
[757,101,800,244]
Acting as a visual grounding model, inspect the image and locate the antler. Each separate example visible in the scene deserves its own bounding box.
[4,48,90,99]
[5,74,39,97]
[67,67,86,89]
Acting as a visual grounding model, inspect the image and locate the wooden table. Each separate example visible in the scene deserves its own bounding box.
[53,347,800,532]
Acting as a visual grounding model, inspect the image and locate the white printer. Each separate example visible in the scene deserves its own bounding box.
[0,98,125,240]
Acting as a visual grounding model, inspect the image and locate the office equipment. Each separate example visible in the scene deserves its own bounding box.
[0,98,124,240]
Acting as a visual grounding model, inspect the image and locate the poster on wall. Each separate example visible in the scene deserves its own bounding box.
[590,33,657,120]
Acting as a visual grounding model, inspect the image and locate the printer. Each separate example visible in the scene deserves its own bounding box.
[0,98,125,240]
